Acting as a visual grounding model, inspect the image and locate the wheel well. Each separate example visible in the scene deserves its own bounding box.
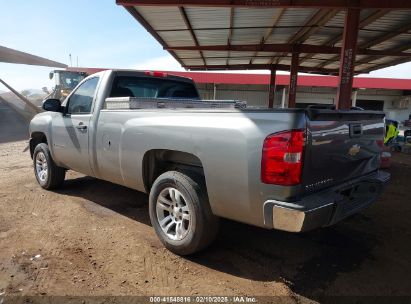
[142,149,205,192]
[30,132,48,158]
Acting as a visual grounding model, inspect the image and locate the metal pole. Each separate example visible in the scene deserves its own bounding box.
[213,83,217,100]
[336,8,361,109]
[268,68,276,108]
[352,89,358,107]
[288,52,299,108]
[281,87,286,108]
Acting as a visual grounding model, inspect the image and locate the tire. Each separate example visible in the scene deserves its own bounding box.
[149,171,219,255]
[33,143,66,190]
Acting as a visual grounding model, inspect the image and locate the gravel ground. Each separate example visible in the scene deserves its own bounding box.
[0,138,410,303]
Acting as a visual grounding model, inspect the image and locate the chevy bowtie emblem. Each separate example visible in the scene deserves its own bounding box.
[348,144,361,156]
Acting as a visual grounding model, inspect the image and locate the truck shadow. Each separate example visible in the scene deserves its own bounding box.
[56,176,152,226]
[192,217,377,299]
[57,175,378,300]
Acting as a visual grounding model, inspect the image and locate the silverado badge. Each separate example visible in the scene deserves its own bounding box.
[348,144,361,156]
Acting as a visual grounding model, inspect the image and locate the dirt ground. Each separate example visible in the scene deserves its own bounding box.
[1,137,411,302]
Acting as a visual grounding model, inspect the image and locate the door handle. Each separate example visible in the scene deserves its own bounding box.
[75,122,87,130]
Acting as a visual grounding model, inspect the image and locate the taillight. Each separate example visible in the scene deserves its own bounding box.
[261,130,305,186]
[145,71,167,77]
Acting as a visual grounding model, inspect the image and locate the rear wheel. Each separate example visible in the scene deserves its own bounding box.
[33,143,66,190]
[149,171,219,255]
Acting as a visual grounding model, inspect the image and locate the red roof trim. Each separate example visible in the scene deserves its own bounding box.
[67,67,411,90]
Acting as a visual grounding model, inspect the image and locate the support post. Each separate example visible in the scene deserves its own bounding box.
[213,83,217,100]
[281,87,286,108]
[288,52,299,108]
[352,89,358,107]
[336,8,360,109]
[268,68,276,108]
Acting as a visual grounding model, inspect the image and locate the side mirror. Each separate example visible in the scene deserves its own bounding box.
[49,72,54,80]
[43,99,62,112]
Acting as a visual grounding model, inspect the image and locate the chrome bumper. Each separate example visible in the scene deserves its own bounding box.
[263,170,390,232]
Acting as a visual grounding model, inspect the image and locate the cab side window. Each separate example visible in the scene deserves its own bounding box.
[67,77,99,114]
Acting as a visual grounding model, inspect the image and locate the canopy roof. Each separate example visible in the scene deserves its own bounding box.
[118,1,411,75]
[0,46,67,68]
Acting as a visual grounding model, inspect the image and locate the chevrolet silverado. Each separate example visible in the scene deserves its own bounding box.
[29,69,390,255]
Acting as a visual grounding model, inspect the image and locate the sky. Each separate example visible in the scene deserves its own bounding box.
[1,0,411,91]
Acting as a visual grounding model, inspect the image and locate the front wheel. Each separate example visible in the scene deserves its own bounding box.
[33,143,66,190]
[149,171,219,255]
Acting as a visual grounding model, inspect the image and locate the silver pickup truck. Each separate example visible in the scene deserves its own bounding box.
[29,69,390,255]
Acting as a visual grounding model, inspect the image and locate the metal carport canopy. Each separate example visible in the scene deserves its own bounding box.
[117,0,411,108]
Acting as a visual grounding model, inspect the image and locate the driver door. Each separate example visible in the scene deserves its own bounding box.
[51,77,100,176]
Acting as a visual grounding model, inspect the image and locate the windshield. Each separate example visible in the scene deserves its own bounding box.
[58,72,87,90]
[109,76,200,99]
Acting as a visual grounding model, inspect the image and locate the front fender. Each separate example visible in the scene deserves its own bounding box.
[29,112,56,159]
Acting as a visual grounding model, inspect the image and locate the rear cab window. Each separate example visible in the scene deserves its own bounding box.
[109,76,200,99]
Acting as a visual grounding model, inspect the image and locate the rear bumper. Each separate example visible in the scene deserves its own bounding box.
[263,170,390,232]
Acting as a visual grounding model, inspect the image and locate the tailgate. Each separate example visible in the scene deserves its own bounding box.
[302,109,385,193]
